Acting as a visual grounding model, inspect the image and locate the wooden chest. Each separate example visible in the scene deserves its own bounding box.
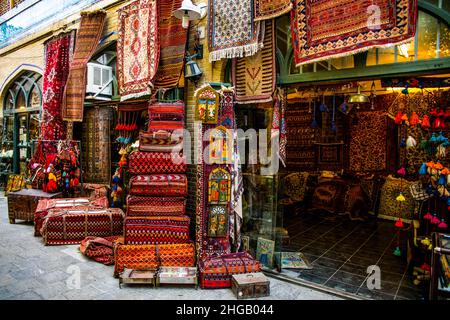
[231,272,270,299]
[157,267,198,288]
[119,268,157,288]
[7,189,62,224]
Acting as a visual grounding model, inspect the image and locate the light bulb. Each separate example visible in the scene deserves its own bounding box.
[182,15,189,29]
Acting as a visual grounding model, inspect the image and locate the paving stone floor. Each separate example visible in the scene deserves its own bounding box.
[0,197,340,300]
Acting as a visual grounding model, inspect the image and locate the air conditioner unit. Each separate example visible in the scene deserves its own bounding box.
[85,63,113,101]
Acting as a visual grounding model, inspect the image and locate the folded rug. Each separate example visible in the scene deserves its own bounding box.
[80,236,121,265]
[128,151,186,174]
[62,10,106,121]
[117,0,159,101]
[126,196,186,216]
[129,174,188,197]
[291,0,418,66]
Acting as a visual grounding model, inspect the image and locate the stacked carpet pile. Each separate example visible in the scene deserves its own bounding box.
[114,101,195,277]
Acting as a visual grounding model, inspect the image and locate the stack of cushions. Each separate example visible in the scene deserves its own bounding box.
[114,101,195,277]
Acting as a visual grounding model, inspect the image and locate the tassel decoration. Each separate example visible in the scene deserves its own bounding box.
[421,115,431,129]
[400,138,406,148]
[311,100,318,128]
[395,218,404,228]
[409,112,420,127]
[397,167,406,176]
[396,193,406,202]
[406,136,417,148]
[419,163,427,175]
[395,112,403,125]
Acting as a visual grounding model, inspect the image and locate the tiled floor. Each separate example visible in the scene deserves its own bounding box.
[281,212,425,300]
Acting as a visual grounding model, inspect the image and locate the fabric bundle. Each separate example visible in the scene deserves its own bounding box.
[62,10,107,121]
[79,236,121,265]
[40,31,75,140]
[41,208,125,245]
[113,242,196,277]
[124,216,191,244]
[290,0,418,66]
[117,0,159,100]
[254,0,293,21]
[154,0,188,88]
[129,174,188,197]
[233,19,275,104]
[128,151,186,174]
[126,196,186,216]
[208,0,263,62]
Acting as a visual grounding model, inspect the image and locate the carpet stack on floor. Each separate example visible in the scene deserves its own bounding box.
[114,101,195,277]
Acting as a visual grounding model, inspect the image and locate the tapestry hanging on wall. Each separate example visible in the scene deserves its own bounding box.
[117,0,159,101]
[41,31,75,141]
[208,0,263,62]
[62,10,107,122]
[195,85,220,124]
[254,0,293,21]
[154,0,188,89]
[290,0,418,66]
[349,111,388,172]
[233,19,275,104]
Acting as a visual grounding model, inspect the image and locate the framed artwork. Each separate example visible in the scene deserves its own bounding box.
[208,126,232,164]
[241,235,250,253]
[274,252,312,270]
[195,85,219,124]
[208,205,228,237]
[256,237,275,269]
[208,168,231,204]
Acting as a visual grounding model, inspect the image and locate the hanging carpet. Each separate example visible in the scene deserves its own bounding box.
[62,10,106,121]
[291,0,418,66]
[254,0,293,21]
[208,0,263,62]
[41,31,75,140]
[233,19,275,104]
[117,0,159,101]
[154,0,188,89]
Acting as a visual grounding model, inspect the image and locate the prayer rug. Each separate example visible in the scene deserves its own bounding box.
[62,10,106,121]
[234,19,275,104]
[254,0,292,21]
[117,0,159,100]
[291,0,418,66]
[208,0,263,62]
[154,0,188,89]
[41,31,75,140]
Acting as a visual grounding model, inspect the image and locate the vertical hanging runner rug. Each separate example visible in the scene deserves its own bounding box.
[62,10,107,122]
[208,0,263,62]
[233,19,275,104]
[41,31,75,140]
[154,0,188,89]
[254,0,292,21]
[291,0,418,66]
[117,0,159,101]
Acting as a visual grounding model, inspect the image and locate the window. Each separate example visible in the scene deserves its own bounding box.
[1,70,42,174]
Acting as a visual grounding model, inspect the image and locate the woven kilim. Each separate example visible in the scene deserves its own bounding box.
[254,0,293,21]
[199,252,261,289]
[117,0,159,101]
[129,174,188,197]
[139,130,184,153]
[114,242,195,277]
[148,101,185,123]
[291,0,418,66]
[41,208,124,245]
[124,216,191,244]
[41,31,75,140]
[349,111,388,172]
[234,19,275,104]
[62,11,106,121]
[208,0,263,62]
[128,151,186,174]
[126,196,186,216]
[154,0,188,88]
[80,236,120,265]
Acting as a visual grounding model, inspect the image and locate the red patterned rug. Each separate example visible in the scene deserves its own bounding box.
[154,0,188,89]
[41,31,75,140]
[62,11,106,121]
[117,0,159,101]
[291,0,418,66]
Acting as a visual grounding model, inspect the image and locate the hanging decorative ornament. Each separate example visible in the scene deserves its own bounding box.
[396,193,406,202]
[401,83,409,95]
[331,94,337,133]
[397,167,406,176]
[400,138,407,148]
[438,174,447,186]
[393,247,401,257]
[395,218,404,228]
[406,136,417,149]
[319,94,328,112]
[421,115,431,129]
[311,99,318,128]
[401,113,409,125]
[395,111,403,125]
[431,214,441,225]
[409,112,421,127]
[424,212,433,220]
[419,163,427,175]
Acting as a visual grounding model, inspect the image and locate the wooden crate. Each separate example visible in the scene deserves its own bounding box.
[119,268,157,288]
[7,189,62,224]
[156,267,198,288]
[231,272,270,299]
